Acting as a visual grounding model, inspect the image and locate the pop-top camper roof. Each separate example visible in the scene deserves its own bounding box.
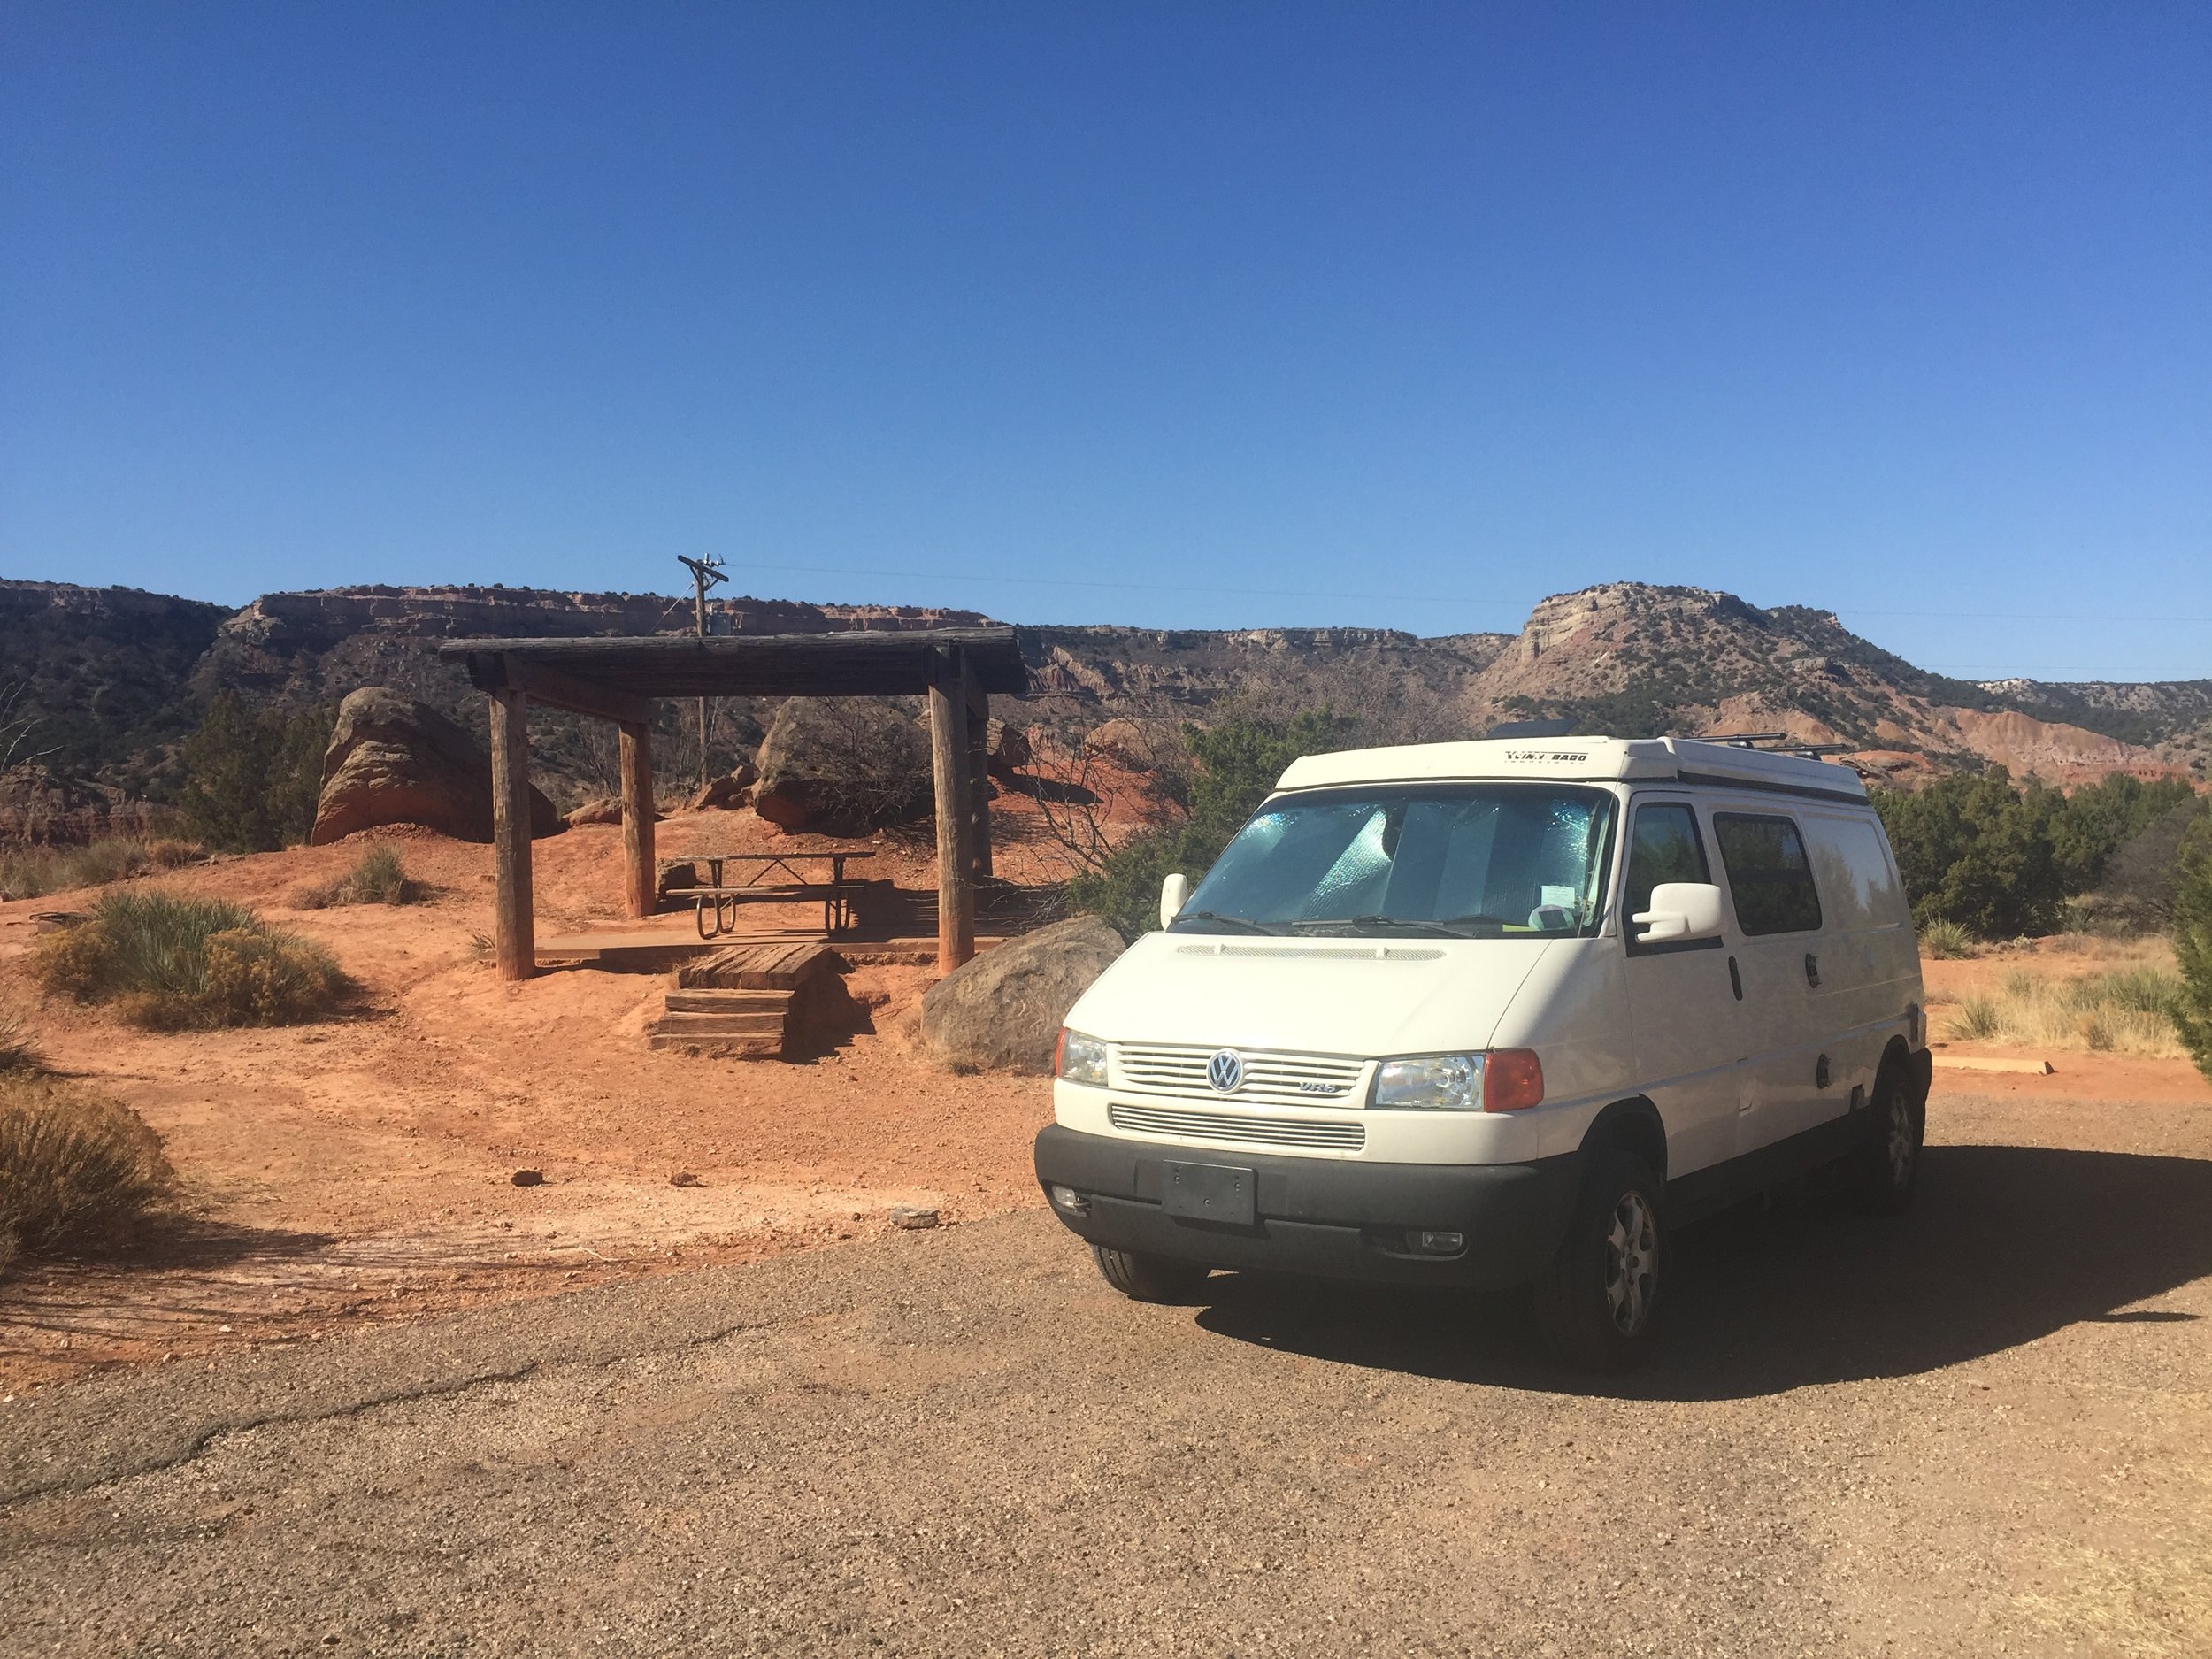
[1274,736,1869,803]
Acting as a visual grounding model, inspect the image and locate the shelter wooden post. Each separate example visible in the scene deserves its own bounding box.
[618,719,655,919]
[963,664,992,883]
[488,687,535,980]
[928,650,977,973]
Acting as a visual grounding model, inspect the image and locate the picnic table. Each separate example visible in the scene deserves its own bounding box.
[659,850,877,938]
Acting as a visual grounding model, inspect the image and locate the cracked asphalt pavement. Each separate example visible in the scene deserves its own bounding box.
[5,1108,2212,1657]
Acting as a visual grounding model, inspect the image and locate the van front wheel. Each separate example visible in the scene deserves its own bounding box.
[1532,1151,1665,1371]
[1091,1244,1210,1302]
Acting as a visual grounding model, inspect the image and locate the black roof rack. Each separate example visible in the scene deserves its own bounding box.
[1693,731,1858,762]
[1699,730,1788,748]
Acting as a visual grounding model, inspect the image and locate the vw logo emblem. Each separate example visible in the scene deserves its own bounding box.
[1207,1049,1246,1094]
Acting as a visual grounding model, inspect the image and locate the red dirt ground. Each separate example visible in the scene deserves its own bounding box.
[0,785,1148,1392]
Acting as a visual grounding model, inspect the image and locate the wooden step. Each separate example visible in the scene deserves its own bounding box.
[649,1010,787,1038]
[663,990,790,1015]
[676,941,841,991]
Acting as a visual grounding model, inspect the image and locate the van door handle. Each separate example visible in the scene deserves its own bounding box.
[1803,952,1821,989]
[1727,956,1743,1001]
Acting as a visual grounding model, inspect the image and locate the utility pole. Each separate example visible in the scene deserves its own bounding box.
[676,555,726,792]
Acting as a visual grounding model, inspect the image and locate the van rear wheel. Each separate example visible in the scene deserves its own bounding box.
[1091,1244,1211,1302]
[1532,1151,1665,1371]
[1850,1056,1923,1214]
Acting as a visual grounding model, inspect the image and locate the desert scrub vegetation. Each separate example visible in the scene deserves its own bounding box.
[0,1072,179,1279]
[0,835,200,902]
[1945,966,2188,1058]
[293,844,422,909]
[1917,918,1977,959]
[34,888,353,1030]
[0,1003,39,1074]
[2172,812,2212,1085]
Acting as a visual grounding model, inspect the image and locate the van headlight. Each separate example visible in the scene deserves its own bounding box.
[1371,1053,1484,1110]
[1371,1050,1545,1112]
[1055,1028,1110,1087]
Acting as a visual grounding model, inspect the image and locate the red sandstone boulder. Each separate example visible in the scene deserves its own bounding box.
[311,687,561,844]
[751,698,932,835]
[687,760,758,812]
[918,916,1126,1073]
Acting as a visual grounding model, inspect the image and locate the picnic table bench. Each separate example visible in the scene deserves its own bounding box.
[659,850,876,938]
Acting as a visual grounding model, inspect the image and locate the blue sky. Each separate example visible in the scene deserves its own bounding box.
[2,3,2206,682]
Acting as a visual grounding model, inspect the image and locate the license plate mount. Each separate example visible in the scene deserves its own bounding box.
[1160,1161,1256,1225]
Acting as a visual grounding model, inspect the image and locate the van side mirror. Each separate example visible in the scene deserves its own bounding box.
[1632,881,1725,944]
[1159,872,1190,930]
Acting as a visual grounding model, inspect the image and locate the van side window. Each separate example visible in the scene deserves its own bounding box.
[1713,813,1824,936]
[1624,803,1710,924]
[1801,813,1908,932]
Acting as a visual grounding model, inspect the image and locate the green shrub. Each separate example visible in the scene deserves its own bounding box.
[1918,918,1976,959]
[1877,770,2200,941]
[0,1074,178,1269]
[1875,768,2069,938]
[174,692,332,852]
[32,887,351,1030]
[2172,813,2212,1085]
[293,844,420,909]
[1066,828,1193,941]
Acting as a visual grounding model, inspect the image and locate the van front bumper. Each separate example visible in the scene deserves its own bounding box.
[1033,1124,1581,1290]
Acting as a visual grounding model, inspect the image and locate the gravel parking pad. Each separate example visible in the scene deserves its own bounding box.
[4,1089,2208,1657]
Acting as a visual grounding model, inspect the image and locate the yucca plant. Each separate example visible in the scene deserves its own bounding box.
[1917,918,1976,959]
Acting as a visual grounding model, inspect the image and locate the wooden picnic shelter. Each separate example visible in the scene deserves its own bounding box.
[439,626,1029,982]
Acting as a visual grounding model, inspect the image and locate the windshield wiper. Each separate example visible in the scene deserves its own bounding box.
[1290,915,1463,938]
[1433,913,1514,936]
[1169,910,1283,936]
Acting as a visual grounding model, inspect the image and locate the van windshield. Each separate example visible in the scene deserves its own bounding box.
[1172,785,1617,939]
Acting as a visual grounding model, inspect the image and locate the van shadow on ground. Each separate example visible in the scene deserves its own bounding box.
[1189,1144,2212,1402]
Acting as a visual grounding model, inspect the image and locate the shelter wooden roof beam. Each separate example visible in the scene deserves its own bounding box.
[464,653,652,726]
[440,626,1027,702]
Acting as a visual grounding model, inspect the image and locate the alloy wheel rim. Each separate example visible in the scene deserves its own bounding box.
[1603,1191,1658,1334]
[1887,1098,1915,1186]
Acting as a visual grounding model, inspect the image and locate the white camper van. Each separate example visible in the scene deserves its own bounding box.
[1033,735,1932,1369]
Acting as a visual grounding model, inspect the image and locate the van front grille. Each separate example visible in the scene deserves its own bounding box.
[1108,1101,1366,1152]
[1114,1043,1368,1105]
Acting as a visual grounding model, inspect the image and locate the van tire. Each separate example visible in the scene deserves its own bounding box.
[1092,1245,1210,1302]
[1850,1056,1923,1214]
[1532,1151,1665,1371]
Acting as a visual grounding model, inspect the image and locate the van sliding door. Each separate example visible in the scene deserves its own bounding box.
[1710,809,1836,1164]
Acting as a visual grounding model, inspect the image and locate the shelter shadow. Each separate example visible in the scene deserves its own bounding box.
[1189,1144,2212,1401]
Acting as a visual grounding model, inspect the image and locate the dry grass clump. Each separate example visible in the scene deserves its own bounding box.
[1946,966,2186,1058]
[293,844,422,910]
[34,887,353,1030]
[0,836,199,902]
[0,1072,179,1277]
[1918,918,1977,959]
[0,1003,40,1074]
